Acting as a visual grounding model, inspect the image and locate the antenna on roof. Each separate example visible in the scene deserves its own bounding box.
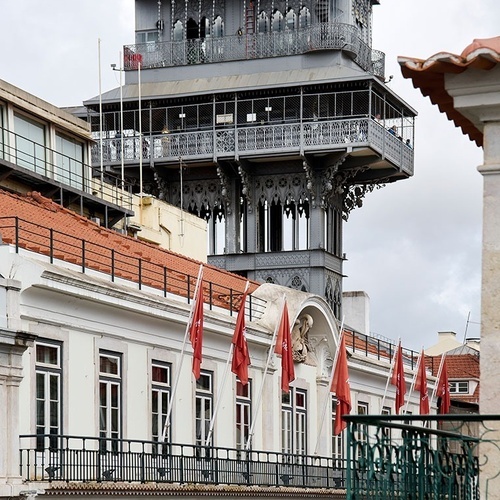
[463,311,471,344]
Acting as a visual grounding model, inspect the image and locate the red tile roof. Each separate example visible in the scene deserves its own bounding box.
[0,190,258,310]
[398,36,500,147]
[426,354,479,405]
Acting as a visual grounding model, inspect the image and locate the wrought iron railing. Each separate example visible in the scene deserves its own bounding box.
[19,434,345,488]
[92,117,414,177]
[0,127,133,210]
[123,23,385,78]
[0,216,266,318]
[344,414,500,499]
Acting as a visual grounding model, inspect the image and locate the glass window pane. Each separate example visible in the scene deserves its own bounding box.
[100,355,119,375]
[36,344,58,365]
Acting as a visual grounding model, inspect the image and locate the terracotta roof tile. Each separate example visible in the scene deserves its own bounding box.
[426,354,479,405]
[398,36,500,147]
[0,190,258,310]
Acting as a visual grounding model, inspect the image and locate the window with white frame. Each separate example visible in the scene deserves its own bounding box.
[99,351,121,452]
[281,388,307,455]
[196,371,213,447]
[35,341,62,451]
[152,361,171,447]
[331,395,344,467]
[236,379,252,450]
[356,401,369,458]
[449,380,469,394]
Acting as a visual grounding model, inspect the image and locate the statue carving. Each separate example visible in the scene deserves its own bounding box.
[292,314,313,363]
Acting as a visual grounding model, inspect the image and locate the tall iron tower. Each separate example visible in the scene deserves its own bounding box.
[84,0,415,319]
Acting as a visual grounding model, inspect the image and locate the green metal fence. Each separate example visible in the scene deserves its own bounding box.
[344,414,500,500]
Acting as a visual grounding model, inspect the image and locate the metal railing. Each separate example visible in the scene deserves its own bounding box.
[124,22,385,78]
[19,434,345,488]
[0,216,265,318]
[344,414,499,499]
[0,127,133,210]
[92,117,414,177]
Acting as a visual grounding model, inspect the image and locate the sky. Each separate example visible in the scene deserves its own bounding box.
[0,0,497,351]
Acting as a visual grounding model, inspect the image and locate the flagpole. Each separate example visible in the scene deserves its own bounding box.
[205,281,250,446]
[138,60,143,225]
[314,317,344,455]
[245,294,285,451]
[429,353,446,409]
[98,38,104,193]
[403,348,423,414]
[161,264,203,441]
[380,337,400,410]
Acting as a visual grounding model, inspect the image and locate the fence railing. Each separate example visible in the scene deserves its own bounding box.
[123,22,385,78]
[0,216,266,318]
[0,127,133,210]
[92,117,414,177]
[19,434,345,488]
[344,414,498,499]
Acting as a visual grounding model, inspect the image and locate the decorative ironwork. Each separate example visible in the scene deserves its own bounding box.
[91,117,413,178]
[123,22,385,78]
[19,434,345,488]
[254,173,308,208]
[344,414,500,500]
[302,159,316,208]
[237,162,252,213]
[216,165,231,215]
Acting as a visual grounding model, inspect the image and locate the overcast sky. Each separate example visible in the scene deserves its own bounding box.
[1,0,496,350]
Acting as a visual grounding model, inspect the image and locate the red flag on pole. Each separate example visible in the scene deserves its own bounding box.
[330,333,352,435]
[415,349,429,415]
[437,356,451,414]
[189,276,204,380]
[275,300,295,392]
[231,285,251,385]
[390,341,406,414]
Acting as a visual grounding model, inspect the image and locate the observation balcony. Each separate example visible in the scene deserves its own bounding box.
[92,116,414,181]
[124,22,385,78]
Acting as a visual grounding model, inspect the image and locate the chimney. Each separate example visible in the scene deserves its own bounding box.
[342,291,370,335]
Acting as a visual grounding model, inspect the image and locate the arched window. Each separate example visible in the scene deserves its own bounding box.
[299,6,311,29]
[200,16,209,38]
[186,17,198,40]
[213,15,224,37]
[286,9,296,30]
[173,20,183,41]
[257,11,269,34]
[271,10,284,32]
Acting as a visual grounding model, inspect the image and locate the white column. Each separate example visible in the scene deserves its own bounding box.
[477,121,500,498]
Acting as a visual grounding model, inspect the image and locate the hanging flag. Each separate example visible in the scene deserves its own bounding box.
[231,284,251,385]
[330,333,352,435]
[390,341,406,414]
[437,356,451,414]
[189,276,204,380]
[415,350,430,415]
[275,300,295,392]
